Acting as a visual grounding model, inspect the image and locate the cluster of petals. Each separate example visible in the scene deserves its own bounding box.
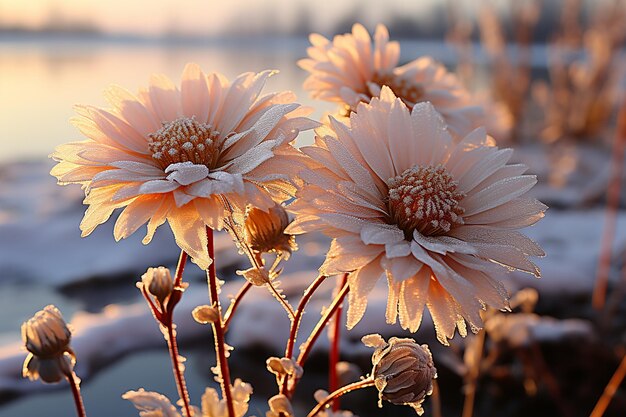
[299,23,484,138]
[286,87,545,344]
[51,63,317,269]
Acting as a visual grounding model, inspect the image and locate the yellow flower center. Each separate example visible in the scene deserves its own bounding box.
[387,164,465,237]
[372,72,424,106]
[148,116,220,170]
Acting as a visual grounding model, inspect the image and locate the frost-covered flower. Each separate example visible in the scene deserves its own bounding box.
[299,23,483,138]
[140,266,174,305]
[244,203,296,257]
[51,64,317,269]
[22,305,75,383]
[363,334,436,415]
[287,88,546,344]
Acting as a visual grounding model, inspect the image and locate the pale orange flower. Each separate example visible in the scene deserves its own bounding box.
[287,88,546,344]
[300,23,484,138]
[51,64,316,269]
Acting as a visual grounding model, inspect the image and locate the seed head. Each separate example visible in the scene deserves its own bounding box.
[363,334,437,415]
[244,204,296,257]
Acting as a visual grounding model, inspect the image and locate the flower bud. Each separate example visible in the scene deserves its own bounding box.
[141,266,174,305]
[244,204,296,257]
[364,334,437,415]
[21,305,75,383]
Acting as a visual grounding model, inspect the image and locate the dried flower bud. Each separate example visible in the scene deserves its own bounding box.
[21,305,75,383]
[364,334,437,415]
[142,266,174,305]
[266,394,294,417]
[244,204,296,257]
[192,305,220,324]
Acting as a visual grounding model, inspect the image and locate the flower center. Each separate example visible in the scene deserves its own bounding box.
[387,164,465,237]
[148,116,220,170]
[372,72,424,106]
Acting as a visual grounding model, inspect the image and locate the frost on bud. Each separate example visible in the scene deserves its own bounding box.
[266,394,294,417]
[364,334,437,415]
[141,266,174,305]
[237,267,271,286]
[244,204,296,258]
[21,305,75,383]
[192,305,220,324]
[266,357,303,386]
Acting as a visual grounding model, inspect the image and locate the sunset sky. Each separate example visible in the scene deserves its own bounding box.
[0,0,478,36]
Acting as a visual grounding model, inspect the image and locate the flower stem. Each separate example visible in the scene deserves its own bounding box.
[67,371,87,417]
[223,281,253,331]
[206,227,236,417]
[297,279,350,368]
[162,249,192,417]
[462,329,485,417]
[592,97,626,310]
[164,317,193,417]
[306,378,375,417]
[281,274,327,395]
[328,273,348,411]
[590,353,626,417]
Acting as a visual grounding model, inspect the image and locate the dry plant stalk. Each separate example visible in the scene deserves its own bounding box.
[536,0,626,143]
[477,0,540,142]
[592,96,626,310]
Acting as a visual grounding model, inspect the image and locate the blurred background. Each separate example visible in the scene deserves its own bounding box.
[1,0,626,416]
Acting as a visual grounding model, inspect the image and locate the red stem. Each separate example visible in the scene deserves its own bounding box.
[206,227,236,417]
[328,273,348,411]
[306,378,375,417]
[162,249,192,417]
[280,274,327,395]
[165,316,193,417]
[173,251,189,288]
[296,281,350,370]
[67,371,87,417]
[224,281,253,331]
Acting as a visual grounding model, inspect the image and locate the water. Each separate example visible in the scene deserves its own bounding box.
[0,36,339,164]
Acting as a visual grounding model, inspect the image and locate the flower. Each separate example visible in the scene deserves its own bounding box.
[22,305,75,383]
[141,266,174,305]
[286,88,546,344]
[299,23,483,138]
[244,203,296,257]
[363,334,436,415]
[51,64,317,270]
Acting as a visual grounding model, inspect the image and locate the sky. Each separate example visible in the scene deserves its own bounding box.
[0,0,454,35]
